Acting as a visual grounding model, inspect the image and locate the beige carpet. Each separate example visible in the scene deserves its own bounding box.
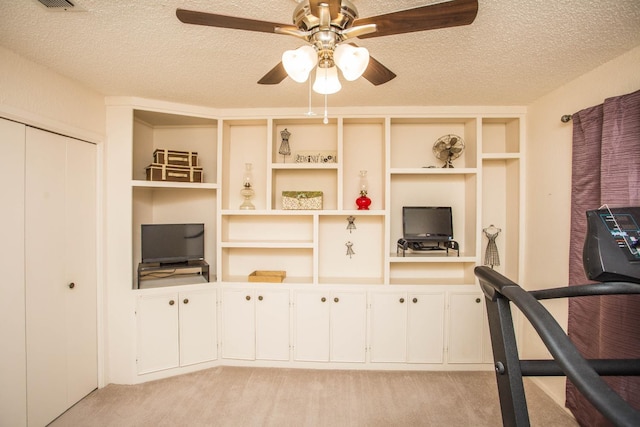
[50,367,577,427]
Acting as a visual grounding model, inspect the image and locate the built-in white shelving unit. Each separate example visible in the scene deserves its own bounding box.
[131,109,218,289]
[107,98,524,383]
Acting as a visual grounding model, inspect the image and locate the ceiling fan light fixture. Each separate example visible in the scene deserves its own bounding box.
[282,45,318,83]
[313,65,341,95]
[334,43,370,81]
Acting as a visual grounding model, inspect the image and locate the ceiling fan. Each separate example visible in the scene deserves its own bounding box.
[176,0,478,91]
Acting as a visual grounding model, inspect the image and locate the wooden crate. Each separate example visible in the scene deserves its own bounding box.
[248,270,287,283]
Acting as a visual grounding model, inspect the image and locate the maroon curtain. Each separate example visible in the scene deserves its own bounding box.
[567,89,640,426]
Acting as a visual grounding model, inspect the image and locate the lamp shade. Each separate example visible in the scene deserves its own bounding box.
[282,45,317,83]
[334,44,369,81]
[313,65,342,95]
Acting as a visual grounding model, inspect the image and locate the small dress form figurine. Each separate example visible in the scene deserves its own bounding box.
[346,216,356,233]
[345,241,355,258]
[483,225,501,268]
[279,128,291,162]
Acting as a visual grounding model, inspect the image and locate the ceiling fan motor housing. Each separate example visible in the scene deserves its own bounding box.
[293,1,359,68]
[293,0,358,32]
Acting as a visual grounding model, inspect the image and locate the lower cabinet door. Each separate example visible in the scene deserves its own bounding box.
[222,288,256,360]
[293,290,367,363]
[406,293,445,363]
[137,293,180,374]
[370,292,445,364]
[448,292,486,363]
[330,292,367,363]
[255,289,290,361]
[294,291,330,362]
[370,292,408,363]
[179,288,217,366]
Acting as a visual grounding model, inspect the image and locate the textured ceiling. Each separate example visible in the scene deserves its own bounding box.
[1,0,639,110]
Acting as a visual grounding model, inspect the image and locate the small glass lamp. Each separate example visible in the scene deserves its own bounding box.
[355,170,371,210]
[239,163,255,210]
[334,44,370,81]
[282,45,317,83]
[313,65,342,95]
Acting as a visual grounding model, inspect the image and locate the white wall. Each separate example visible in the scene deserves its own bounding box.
[523,45,640,405]
[0,45,105,141]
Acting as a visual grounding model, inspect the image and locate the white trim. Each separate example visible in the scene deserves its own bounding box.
[0,104,103,144]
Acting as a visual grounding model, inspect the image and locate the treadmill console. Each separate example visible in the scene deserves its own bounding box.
[583,206,640,283]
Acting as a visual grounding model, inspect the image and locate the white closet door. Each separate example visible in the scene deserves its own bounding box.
[0,118,27,427]
[64,136,98,405]
[25,128,97,426]
[25,128,68,426]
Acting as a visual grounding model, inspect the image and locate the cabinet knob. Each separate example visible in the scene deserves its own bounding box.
[169,300,175,306]
[334,297,339,303]
[412,298,418,303]
[258,295,263,301]
[68,282,75,289]
[399,298,405,303]
[183,298,189,304]
[246,295,251,301]
[476,298,481,303]
[321,297,326,302]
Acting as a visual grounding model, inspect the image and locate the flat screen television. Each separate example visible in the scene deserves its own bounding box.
[141,223,205,264]
[402,207,453,242]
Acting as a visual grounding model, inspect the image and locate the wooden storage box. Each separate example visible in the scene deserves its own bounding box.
[282,191,323,210]
[153,149,198,167]
[145,163,203,183]
[248,270,286,283]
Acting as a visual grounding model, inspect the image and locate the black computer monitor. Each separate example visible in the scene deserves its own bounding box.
[402,206,453,242]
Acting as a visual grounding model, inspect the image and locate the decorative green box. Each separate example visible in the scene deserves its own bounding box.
[282,191,323,210]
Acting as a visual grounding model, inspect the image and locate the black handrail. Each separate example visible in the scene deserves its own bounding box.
[474,266,640,427]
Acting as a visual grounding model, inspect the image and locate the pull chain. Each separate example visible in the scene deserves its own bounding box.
[323,92,329,124]
[305,76,316,116]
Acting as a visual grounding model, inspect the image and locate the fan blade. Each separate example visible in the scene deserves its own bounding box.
[258,62,288,85]
[176,8,294,34]
[346,43,396,86]
[309,0,342,21]
[362,55,397,86]
[355,0,478,39]
[341,24,377,40]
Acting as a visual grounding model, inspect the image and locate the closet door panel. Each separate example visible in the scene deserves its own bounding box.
[65,139,98,405]
[25,128,68,427]
[0,118,27,427]
[25,128,97,425]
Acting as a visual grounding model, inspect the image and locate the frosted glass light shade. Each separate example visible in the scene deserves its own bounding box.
[282,45,318,83]
[313,66,341,95]
[334,44,369,81]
